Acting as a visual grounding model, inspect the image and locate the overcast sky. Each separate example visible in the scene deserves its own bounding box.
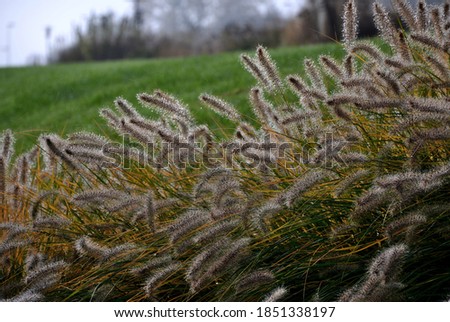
[0,0,304,68]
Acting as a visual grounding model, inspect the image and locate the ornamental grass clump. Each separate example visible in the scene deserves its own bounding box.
[0,0,449,301]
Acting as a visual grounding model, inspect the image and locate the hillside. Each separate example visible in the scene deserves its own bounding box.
[0,43,343,152]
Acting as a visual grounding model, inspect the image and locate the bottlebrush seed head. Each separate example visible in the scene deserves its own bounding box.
[263,287,287,302]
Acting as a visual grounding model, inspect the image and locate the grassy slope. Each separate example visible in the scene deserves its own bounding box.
[0,42,343,152]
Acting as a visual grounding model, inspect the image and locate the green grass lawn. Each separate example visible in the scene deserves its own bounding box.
[0,42,344,153]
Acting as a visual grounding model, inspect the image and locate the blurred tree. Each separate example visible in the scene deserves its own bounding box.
[131,0,145,27]
[142,0,281,56]
[142,0,213,36]
[45,26,52,64]
[53,0,287,62]
[215,1,283,52]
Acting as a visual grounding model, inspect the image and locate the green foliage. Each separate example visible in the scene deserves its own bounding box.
[54,13,153,63]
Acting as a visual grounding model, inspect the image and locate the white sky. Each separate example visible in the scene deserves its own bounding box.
[0,0,304,67]
[0,0,131,67]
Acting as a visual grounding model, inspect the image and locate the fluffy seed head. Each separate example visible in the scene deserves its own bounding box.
[250,87,280,127]
[168,209,210,245]
[344,54,354,77]
[304,59,325,91]
[285,170,327,207]
[351,42,383,61]
[253,201,283,232]
[320,55,344,79]
[32,216,71,230]
[334,169,371,197]
[6,290,44,302]
[115,97,139,118]
[373,2,398,44]
[64,146,112,166]
[1,129,14,164]
[99,108,121,130]
[130,255,173,276]
[39,134,77,170]
[0,223,29,242]
[102,243,136,261]
[192,219,240,246]
[396,30,412,61]
[0,240,31,257]
[193,167,232,198]
[281,110,317,126]
[144,262,180,296]
[0,157,5,207]
[236,270,275,292]
[368,244,408,282]
[393,0,418,31]
[352,186,391,221]
[72,189,127,207]
[212,176,240,208]
[411,33,445,51]
[256,45,283,91]
[25,253,46,274]
[240,54,273,91]
[138,92,191,121]
[263,287,288,302]
[385,213,427,240]
[343,0,358,47]
[30,191,60,221]
[199,93,240,122]
[146,191,156,232]
[430,7,445,43]
[190,238,251,292]
[75,236,107,259]
[417,1,428,31]
[186,237,229,285]
[68,131,110,148]
[25,260,67,285]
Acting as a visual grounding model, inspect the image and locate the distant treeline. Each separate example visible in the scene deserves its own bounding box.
[51,0,443,63]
